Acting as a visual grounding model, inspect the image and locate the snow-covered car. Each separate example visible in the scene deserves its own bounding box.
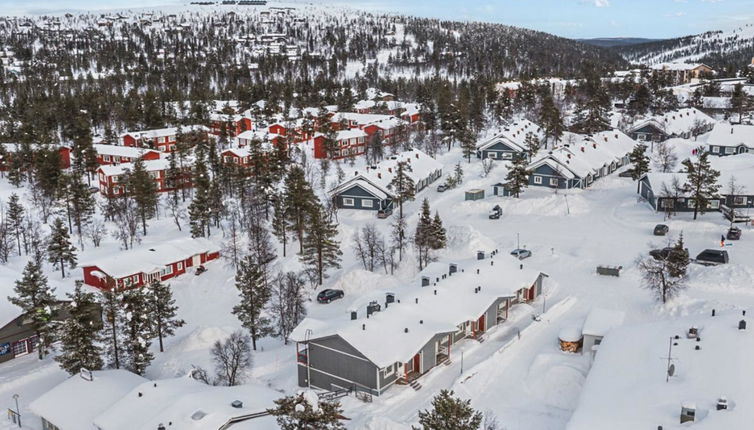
[436,184,449,192]
[510,249,531,260]
[317,289,344,304]
[694,249,729,266]
[489,205,502,219]
[377,207,393,219]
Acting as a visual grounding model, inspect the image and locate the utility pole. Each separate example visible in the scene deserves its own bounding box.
[12,394,20,428]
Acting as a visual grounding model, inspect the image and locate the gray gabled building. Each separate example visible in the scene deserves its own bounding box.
[290,253,547,395]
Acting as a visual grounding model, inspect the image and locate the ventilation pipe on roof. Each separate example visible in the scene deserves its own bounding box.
[362,324,366,331]
[351,311,357,320]
[404,328,409,333]
[434,290,437,295]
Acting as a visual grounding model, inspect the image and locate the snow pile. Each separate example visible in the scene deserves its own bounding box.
[527,354,587,411]
[444,225,497,258]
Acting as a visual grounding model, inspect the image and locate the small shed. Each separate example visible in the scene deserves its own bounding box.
[465,189,485,201]
[582,308,625,356]
[492,182,514,197]
[558,327,583,353]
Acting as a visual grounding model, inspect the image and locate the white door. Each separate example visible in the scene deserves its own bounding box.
[192,254,201,266]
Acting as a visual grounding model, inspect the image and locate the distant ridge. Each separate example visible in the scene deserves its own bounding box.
[578,38,664,48]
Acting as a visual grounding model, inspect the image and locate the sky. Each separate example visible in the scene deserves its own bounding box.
[2,0,754,39]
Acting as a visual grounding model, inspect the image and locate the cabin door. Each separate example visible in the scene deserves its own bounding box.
[192,254,202,267]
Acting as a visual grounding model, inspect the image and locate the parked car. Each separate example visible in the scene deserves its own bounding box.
[489,205,502,220]
[436,184,449,193]
[317,289,344,304]
[510,249,532,260]
[195,265,207,276]
[89,186,100,194]
[377,207,393,219]
[726,226,742,241]
[653,224,669,236]
[649,247,688,261]
[695,249,729,266]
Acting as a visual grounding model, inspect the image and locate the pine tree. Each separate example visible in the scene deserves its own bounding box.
[681,147,721,220]
[284,166,317,253]
[65,172,96,241]
[9,261,57,360]
[666,233,690,279]
[523,132,541,160]
[146,280,185,353]
[460,129,477,163]
[55,281,103,375]
[430,212,447,250]
[121,287,154,375]
[232,255,273,351]
[389,160,416,223]
[415,390,483,430]
[414,199,434,270]
[47,217,77,278]
[505,156,532,198]
[300,203,342,286]
[189,163,211,238]
[268,393,346,430]
[7,193,25,256]
[99,287,123,369]
[127,158,159,236]
[628,143,651,183]
[271,193,289,257]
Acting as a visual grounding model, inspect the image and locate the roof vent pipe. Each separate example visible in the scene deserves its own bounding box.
[362,324,366,330]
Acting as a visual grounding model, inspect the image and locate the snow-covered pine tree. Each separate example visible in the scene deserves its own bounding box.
[127,157,159,236]
[56,281,103,375]
[47,217,77,278]
[416,390,483,430]
[120,287,154,375]
[523,132,542,160]
[300,202,342,286]
[146,279,185,353]
[389,160,416,222]
[505,155,532,198]
[628,143,650,182]
[7,193,25,256]
[9,261,57,360]
[681,147,721,220]
[666,233,690,279]
[232,255,273,351]
[64,171,96,243]
[414,198,434,270]
[460,129,477,163]
[268,392,346,430]
[430,212,447,251]
[99,287,123,369]
[270,271,307,344]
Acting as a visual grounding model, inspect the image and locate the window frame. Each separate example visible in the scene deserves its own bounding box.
[533,176,543,184]
[342,197,355,207]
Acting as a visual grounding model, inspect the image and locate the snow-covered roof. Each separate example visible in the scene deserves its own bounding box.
[29,370,147,430]
[582,308,625,338]
[630,108,715,137]
[331,112,402,128]
[642,172,690,195]
[336,129,368,140]
[651,62,711,71]
[1,143,66,153]
[97,158,171,177]
[331,148,443,199]
[529,130,635,179]
[121,124,209,139]
[710,153,754,190]
[707,123,754,148]
[82,237,219,280]
[567,312,753,430]
[93,376,279,430]
[291,254,544,368]
[93,144,160,159]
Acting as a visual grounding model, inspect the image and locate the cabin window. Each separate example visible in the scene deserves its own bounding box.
[487,152,497,159]
[687,199,696,208]
[383,364,395,377]
[362,199,373,208]
[661,199,674,209]
[342,198,355,207]
[533,176,542,184]
[734,196,746,206]
[12,339,28,356]
[160,265,173,277]
[112,175,119,183]
[502,152,512,159]
[178,262,183,270]
[103,155,110,162]
[725,147,735,154]
[710,200,720,209]
[549,178,558,187]
[710,146,719,153]
[112,187,120,195]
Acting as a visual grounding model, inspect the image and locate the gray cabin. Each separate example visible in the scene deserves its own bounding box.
[331,178,393,212]
[628,121,668,143]
[291,254,546,396]
[476,135,524,160]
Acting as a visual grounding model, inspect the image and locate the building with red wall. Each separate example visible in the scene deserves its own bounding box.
[96,159,192,196]
[93,144,161,166]
[82,238,220,290]
[121,125,211,152]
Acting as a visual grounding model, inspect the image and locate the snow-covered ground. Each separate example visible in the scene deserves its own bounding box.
[1,132,753,430]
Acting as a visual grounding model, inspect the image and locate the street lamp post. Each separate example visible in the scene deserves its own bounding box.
[12,394,20,428]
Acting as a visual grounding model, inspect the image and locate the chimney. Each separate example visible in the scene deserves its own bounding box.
[377,173,381,179]
[449,264,458,275]
[580,147,585,152]
[415,298,419,304]
[477,250,485,260]
[351,311,357,320]
[421,276,430,287]
[739,320,747,330]
[362,324,366,330]
[404,328,409,333]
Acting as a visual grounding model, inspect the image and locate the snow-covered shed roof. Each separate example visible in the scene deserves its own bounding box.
[630,108,715,136]
[93,376,279,430]
[121,124,209,139]
[641,172,690,195]
[567,312,753,430]
[82,237,219,280]
[291,254,544,368]
[93,144,160,159]
[336,129,368,140]
[707,123,754,148]
[29,370,147,430]
[651,62,711,71]
[582,308,625,338]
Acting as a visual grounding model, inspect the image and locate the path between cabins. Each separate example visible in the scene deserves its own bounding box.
[363,296,578,426]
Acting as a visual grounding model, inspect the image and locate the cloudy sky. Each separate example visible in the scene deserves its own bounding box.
[2,0,753,39]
